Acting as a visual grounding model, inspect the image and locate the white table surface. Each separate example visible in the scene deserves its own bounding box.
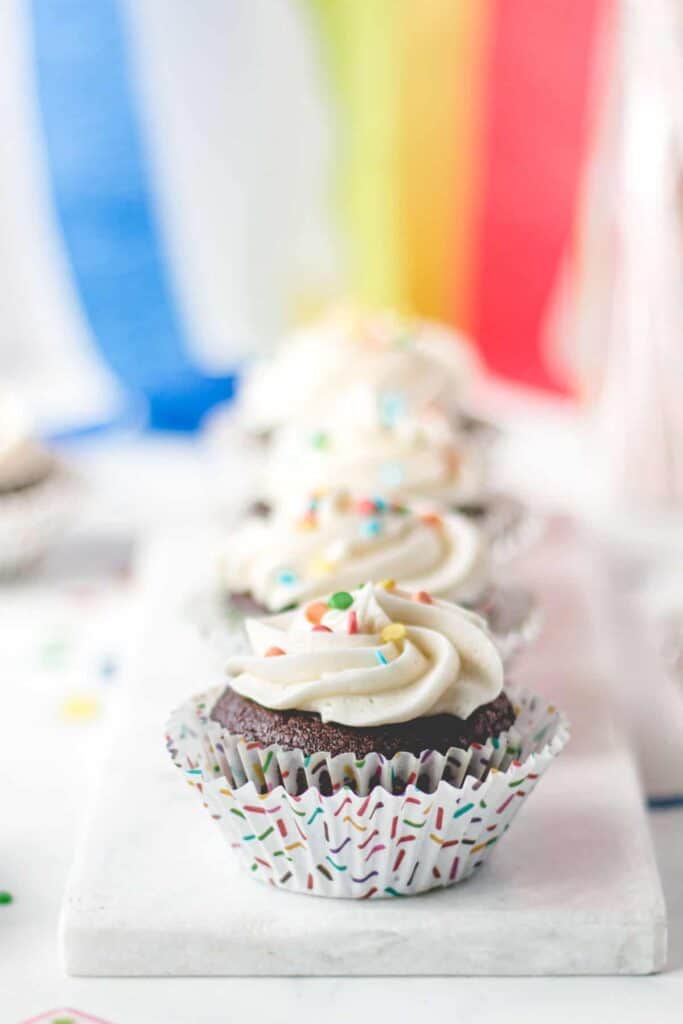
[2,436,683,1022]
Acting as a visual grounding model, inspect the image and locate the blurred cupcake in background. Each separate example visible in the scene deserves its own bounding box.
[261,398,487,512]
[0,392,77,575]
[232,305,480,440]
[167,581,568,898]
[220,489,538,663]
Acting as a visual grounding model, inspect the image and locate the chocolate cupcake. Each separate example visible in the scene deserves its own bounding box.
[220,490,535,662]
[167,583,568,897]
[0,395,77,575]
[221,490,491,612]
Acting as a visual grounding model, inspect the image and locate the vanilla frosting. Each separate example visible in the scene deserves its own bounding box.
[226,583,504,726]
[0,393,53,492]
[261,400,485,509]
[222,491,490,610]
[237,306,478,433]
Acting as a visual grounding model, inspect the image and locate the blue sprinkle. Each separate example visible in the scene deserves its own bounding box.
[379,463,404,488]
[360,517,382,538]
[375,649,388,666]
[379,392,406,428]
[278,570,298,586]
[372,497,387,511]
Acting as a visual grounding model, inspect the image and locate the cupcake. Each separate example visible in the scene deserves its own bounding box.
[167,582,569,898]
[0,395,76,575]
[220,490,536,659]
[222,490,490,611]
[233,306,479,439]
[261,400,486,512]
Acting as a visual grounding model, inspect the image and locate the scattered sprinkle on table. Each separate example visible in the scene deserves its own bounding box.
[310,431,329,450]
[60,694,101,722]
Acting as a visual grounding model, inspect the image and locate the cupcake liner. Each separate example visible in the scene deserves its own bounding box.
[472,585,542,665]
[456,493,543,564]
[0,464,79,577]
[166,686,569,898]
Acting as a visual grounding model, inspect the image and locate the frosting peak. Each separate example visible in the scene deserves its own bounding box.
[226,583,504,727]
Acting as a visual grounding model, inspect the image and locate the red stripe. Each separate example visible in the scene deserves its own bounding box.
[473,0,609,392]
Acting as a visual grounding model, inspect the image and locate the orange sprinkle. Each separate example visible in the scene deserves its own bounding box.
[265,646,286,657]
[305,601,329,625]
[420,513,443,528]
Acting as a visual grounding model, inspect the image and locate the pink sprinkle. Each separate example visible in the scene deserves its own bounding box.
[312,624,332,633]
[265,646,286,657]
[356,498,376,515]
[347,610,358,634]
[413,590,433,604]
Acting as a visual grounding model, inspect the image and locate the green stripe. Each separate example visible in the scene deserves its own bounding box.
[453,802,474,820]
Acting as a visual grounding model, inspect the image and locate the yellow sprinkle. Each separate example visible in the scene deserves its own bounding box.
[381,622,406,643]
[60,694,101,722]
[296,515,316,532]
[309,557,335,578]
[378,578,396,590]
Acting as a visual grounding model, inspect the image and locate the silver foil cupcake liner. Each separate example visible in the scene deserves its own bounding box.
[472,585,542,664]
[0,464,79,577]
[455,493,543,564]
[166,686,569,898]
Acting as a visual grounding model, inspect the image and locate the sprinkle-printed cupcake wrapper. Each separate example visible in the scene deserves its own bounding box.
[0,464,79,576]
[166,686,569,898]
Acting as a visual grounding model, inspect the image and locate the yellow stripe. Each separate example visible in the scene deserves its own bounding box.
[310,0,403,307]
[398,0,492,329]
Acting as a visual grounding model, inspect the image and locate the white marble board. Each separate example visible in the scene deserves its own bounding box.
[60,522,667,975]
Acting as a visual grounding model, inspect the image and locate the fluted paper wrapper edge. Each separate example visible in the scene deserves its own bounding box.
[166,686,569,898]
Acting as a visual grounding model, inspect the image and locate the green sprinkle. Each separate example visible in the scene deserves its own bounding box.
[311,431,329,450]
[328,591,353,610]
[0,891,12,905]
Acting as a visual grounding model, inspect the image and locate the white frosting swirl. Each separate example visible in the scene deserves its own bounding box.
[238,307,478,433]
[227,583,503,726]
[262,402,485,508]
[222,491,490,610]
[0,394,53,491]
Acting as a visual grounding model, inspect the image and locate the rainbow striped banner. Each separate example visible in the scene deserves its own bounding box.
[307,0,614,394]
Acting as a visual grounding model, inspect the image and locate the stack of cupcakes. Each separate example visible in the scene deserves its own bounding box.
[169,308,567,898]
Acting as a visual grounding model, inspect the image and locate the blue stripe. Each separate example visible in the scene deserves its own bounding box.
[29,0,235,431]
[648,795,683,811]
